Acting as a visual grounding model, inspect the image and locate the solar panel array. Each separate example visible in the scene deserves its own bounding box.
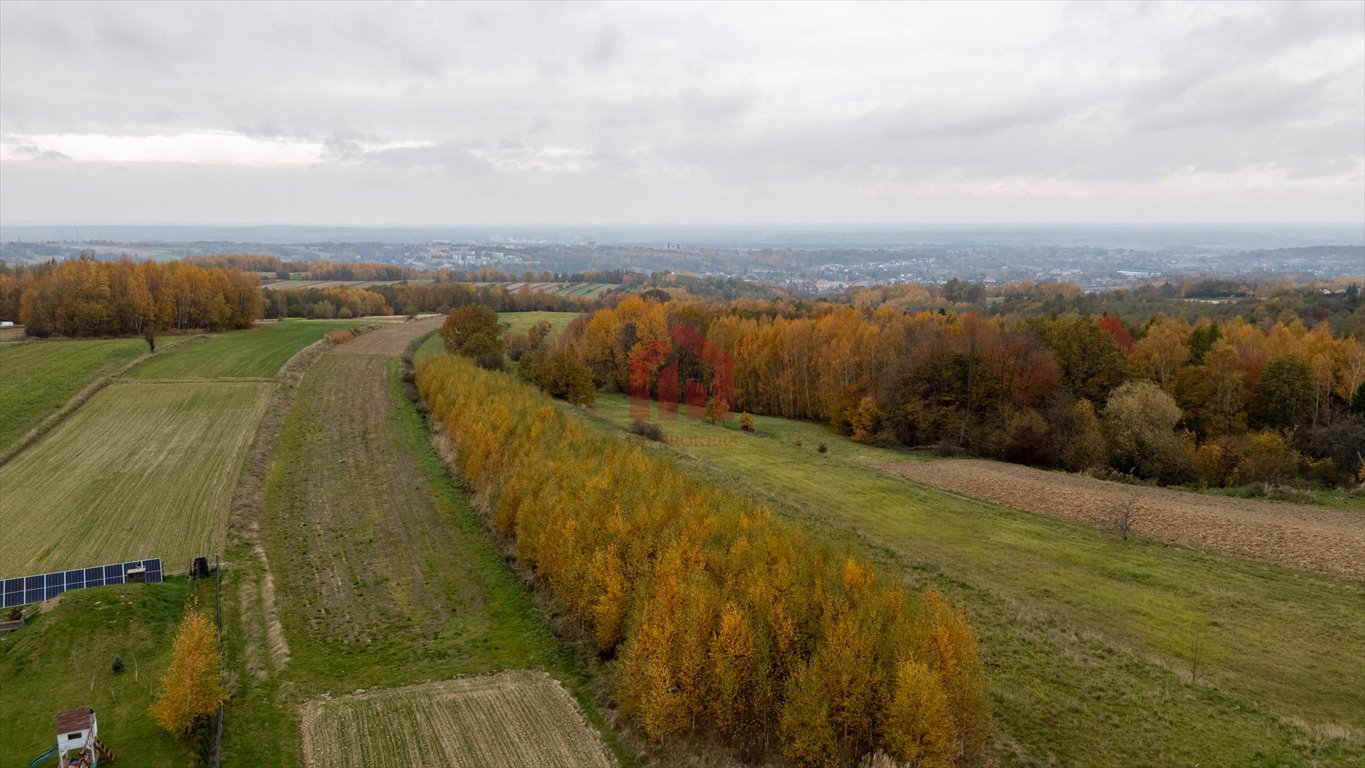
[1,558,163,610]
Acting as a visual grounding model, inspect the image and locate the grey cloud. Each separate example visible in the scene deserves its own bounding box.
[0,0,1360,224]
[361,141,493,177]
[584,28,619,68]
[8,144,70,162]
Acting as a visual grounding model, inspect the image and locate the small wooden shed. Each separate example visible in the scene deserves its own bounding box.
[55,706,115,766]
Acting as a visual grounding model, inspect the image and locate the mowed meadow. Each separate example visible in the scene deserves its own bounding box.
[0,320,366,578]
[0,337,149,448]
[572,393,1365,767]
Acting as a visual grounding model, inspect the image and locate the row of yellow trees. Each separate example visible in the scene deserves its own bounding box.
[418,354,989,766]
[7,256,263,336]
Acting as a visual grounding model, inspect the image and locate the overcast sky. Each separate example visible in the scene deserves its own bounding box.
[1,0,1362,226]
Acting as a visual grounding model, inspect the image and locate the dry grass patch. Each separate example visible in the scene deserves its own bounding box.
[299,671,615,768]
[874,458,1365,580]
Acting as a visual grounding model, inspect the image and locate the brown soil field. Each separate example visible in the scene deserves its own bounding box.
[299,671,615,768]
[330,315,443,355]
[875,458,1365,580]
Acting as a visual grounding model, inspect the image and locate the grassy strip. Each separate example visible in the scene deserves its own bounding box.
[127,321,362,380]
[573,394,1365,767]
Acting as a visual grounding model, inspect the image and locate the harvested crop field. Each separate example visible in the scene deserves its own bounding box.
[0,381,270,577]
[329,315,442,355]
[875,458,1365,580]
[299,671,614,768]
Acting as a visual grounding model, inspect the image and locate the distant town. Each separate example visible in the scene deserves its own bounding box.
[2,229,1361,294]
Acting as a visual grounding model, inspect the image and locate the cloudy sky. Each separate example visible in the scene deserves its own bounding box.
[1,0,1362,225]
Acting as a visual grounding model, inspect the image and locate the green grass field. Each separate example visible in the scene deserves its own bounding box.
[0,580,213,767]
[0,338,148,448]
[499,310,581,337]
[126,321,362,380]
[575,394,1365,767]
[0,382,271,578]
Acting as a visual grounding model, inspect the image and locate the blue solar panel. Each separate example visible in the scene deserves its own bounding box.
[0,558,165,610]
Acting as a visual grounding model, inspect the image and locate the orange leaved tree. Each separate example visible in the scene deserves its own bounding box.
[150,603,227,736]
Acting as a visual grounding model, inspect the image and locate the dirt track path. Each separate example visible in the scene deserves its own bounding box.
[874,458,1365,581]
[332,315,442,355]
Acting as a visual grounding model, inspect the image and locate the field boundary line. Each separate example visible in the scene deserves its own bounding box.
[120,376,277,384]
[0,336,205,467]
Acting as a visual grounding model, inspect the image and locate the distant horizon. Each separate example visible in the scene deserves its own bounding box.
[4,220,1361,253]
[4,220,1362,230]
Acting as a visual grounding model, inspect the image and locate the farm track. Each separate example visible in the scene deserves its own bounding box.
[330,315,442,355]
[227,334,348,676]
[874,458,1365,580]
[298,671,615,768]
[228,316,625,765]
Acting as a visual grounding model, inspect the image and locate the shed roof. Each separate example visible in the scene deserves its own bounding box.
[56,707,93,733]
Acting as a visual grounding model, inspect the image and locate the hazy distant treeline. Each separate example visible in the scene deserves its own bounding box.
[264,282,603,320]
[845,278,1365,336]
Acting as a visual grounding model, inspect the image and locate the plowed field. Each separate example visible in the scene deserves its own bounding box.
[299,671,614,768]
[875,458,1365,580]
